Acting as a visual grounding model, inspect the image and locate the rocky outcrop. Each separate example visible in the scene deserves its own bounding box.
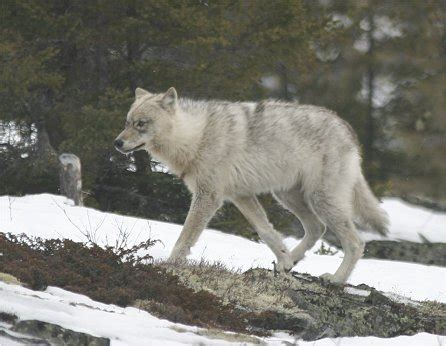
[0,313,110,346]
[322,236,446,267]
[161,263,446,340]
[401,195,446,212]
[286,272,445,340]
[1,233,444,343]
[364,241,446,266]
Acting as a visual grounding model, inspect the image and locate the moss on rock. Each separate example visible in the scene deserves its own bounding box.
[160,261,446,340]
[364,241,446,266]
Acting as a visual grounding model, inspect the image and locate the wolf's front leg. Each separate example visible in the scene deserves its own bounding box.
[169,191,222,261]
[232,195,293,272]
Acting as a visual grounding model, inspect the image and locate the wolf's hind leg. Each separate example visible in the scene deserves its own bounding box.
[169,191,221,261]
[310,192,364,284]
[232,195,293,272]
[273,188,325,266]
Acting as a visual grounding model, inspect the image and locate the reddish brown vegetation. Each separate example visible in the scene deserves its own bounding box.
[0,233,249,333]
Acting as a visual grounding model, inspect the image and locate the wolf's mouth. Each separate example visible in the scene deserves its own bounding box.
[122,143,146,153]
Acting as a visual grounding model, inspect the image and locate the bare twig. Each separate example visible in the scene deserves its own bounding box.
[52,197,105,244]
[52,197,89,241]
[8,196,16,221]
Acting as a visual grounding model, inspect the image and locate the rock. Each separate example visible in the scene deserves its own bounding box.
[320,237,446,267]
[160,262,446,340]
[0,272,22,285]
[364,241,446,266]
[401,195,446,212]
[287,272,446,340]
[0,313,110,346]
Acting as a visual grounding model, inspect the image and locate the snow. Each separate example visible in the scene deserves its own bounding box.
[0,281,260,346]
[362,198,446,243]
[344,286,370,297]
[0,193,445,345]
[301,333,445,346]
[1,194,444,302]
[0,281,443,346]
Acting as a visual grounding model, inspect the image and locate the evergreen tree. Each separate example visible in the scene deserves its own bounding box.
[0,0,326,235]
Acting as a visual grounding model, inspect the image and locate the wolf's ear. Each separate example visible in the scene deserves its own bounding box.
[135,87,151,99]
[161,87,177,109]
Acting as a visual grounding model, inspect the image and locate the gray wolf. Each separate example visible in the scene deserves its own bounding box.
[114,87,389,284]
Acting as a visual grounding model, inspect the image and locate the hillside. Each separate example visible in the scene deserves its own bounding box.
[0,194,445,345]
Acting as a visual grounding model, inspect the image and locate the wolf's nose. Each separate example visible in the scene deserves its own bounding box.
[114,139,123,149]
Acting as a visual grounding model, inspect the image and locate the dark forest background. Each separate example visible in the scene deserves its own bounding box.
[0,0,444,238]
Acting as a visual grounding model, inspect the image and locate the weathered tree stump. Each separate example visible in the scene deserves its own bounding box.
[59,153,83,206]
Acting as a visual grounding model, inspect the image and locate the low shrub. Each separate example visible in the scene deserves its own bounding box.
[0,233,248,333]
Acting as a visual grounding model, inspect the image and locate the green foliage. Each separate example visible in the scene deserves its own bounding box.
[296,0,445,196]
[59,89,133,186]
[0,155,59,195]
[0,0,325,235]
[314,242,338,256]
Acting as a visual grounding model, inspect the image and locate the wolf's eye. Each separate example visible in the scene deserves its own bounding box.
[136,120,146,128]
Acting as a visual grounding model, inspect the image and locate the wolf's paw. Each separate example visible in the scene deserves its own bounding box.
[167,256,187,264]
[320,272,345,285]
[167,249,189,263]
[276,256,294,273]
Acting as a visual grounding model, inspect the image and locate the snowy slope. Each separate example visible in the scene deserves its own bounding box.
[0,281,241,346]
[362,197,446,243]
[0,281,443,346]
[1,194,445,302]
[0,194,445,345]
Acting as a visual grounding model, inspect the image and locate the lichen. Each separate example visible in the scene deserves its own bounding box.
[169,325,261,344]
[159,260,446,340]
[159,260,310,316]
[0,272,21,285]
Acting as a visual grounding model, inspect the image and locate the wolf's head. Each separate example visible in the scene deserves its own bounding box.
[114,87,178,154]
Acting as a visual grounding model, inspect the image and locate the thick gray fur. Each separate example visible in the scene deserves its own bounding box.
[115,87,389,284]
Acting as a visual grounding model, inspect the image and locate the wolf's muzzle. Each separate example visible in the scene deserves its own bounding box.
[114,139,124,149]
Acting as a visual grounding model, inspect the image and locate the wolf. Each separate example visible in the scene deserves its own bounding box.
[114,87,389,284]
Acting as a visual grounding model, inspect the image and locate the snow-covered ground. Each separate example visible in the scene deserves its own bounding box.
[0,194,445,345]
[362,198,446,243]
[0,281,443,346]
[0,281,239,346]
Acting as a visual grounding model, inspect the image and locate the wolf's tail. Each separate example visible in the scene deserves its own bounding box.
[353,173,389,235]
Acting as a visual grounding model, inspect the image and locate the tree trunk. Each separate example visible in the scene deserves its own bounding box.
[364,11,376,164]
[133,151,151,176]
[279,62,290,101]
[59,153,83,206]
[125,2,152,176]
[35,124,57,160]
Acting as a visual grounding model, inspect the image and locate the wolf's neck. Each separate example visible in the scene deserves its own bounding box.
[151,104,206,176]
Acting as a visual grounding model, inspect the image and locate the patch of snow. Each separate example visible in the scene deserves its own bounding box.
[0,193,445,344]
[384,292,421,307]
[359,15,402,41]
[357,75,397,108]
[0,321,47,345]
[344,286,371,297]
[0,121,37,151]
[0,281,274,346]
[0,194,445,304]
[260,75,280,91]
[354,34,370,53]
[0,335,26,346]
[0,281,442,346]
[331,13,353,28]
[300,333,445,346]
[361,198,446,243]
